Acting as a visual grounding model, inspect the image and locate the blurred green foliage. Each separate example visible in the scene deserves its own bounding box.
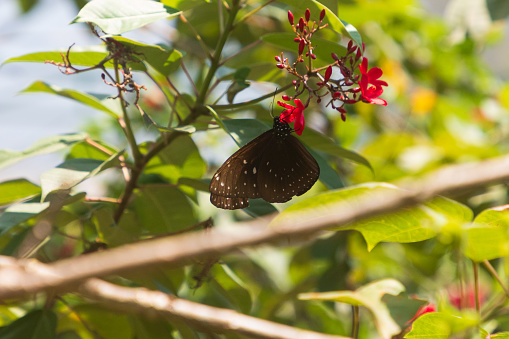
[2,0,509,338]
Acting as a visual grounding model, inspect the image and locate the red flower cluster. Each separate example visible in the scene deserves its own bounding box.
[274,8,389,135]
[277,99,305,135]
[359,58,388,106]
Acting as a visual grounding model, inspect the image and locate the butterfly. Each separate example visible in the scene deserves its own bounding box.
[209,117,320,210]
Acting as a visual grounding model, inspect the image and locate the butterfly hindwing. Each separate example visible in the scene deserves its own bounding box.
[257,135,319,203]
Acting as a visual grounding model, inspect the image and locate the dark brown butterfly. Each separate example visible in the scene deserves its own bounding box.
[209,117,320,210]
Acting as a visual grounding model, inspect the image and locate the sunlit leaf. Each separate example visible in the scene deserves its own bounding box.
[405,312,478,338]
[40,152,121,200]
[464,207,509,262]
[71,0,180,35]
[299,278,404,338]
[21,81,119,117]
[272,183,472,250]
[3,45,146,71]
[0,133,87,170]
[0,179,40,206]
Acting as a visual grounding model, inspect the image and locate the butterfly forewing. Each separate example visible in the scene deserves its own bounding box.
[209,117,320,210]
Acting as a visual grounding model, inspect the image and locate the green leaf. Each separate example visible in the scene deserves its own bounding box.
[3,45,146,71]
[134,186,196,234]
[145,135,206,184]
[21,81,119,117]
[491,332,509,338]
[0,310,57,339]
[227,67,251,104]
[299,278,404,339]
[243,199,279,217]
[0,133,87,170]
[160,0,206,12]
[262,33,347,64]
[464,207,509,262]
[221,118,269,147]
[178,177,209,192]
[309,149,344,190]
[272,183,471,250]
[40,153,121,201]
[71,304,132,339]
[405,312,478,338]
[67,141,118,161]
[112,36,183,76]
[299,128,372,172]
[0,179,41,206]
[0,202,49,236]
[71,0,180,35]
[94,207,139,246]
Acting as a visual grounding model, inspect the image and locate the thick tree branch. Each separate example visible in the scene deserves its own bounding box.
[1,154,509,299]
[79,278,350,339]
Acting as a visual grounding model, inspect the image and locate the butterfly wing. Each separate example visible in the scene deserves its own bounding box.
[257,135,320,203]
[209,130,273,209]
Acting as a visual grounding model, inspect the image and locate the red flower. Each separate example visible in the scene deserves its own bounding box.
[277,99,306,135]
[358,57,388,106]
[408,303,436,324]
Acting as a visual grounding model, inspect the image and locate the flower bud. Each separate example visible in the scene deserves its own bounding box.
[320,9,326,21]
[275,56,281,62]
[294,38,300,43]
[310,53,316,59]
[341,112,346,121]
[305,9,311,22]
[356,48,362,60]
[282,95,290,101]
[324,66,332,81]
[298,39,305,55]
[347,40,353,51]
[331,53,339,61]
[333,91,341,99]
[276,64,285,69]
[299,18,305,32]
[288,11,294,25]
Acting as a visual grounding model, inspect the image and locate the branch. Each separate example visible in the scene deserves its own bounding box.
[79,278,350,339]
[2,154,509,299]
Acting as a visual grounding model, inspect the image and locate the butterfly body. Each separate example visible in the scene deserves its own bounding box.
[209,117,320,210]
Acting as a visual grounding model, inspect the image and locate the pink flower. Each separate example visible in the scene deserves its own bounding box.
[277,98,306,135]
[358,57,388,106]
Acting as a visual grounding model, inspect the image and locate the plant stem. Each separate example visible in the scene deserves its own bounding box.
[483,260,509,297]
[196,0,241,106]
[114,62,142,163]
[352,305,359,339]
[473,261,480,313]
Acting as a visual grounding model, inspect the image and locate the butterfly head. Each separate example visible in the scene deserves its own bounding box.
[272,117,293,140]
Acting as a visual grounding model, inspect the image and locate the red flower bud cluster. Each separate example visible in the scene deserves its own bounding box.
[274,9,388,133]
